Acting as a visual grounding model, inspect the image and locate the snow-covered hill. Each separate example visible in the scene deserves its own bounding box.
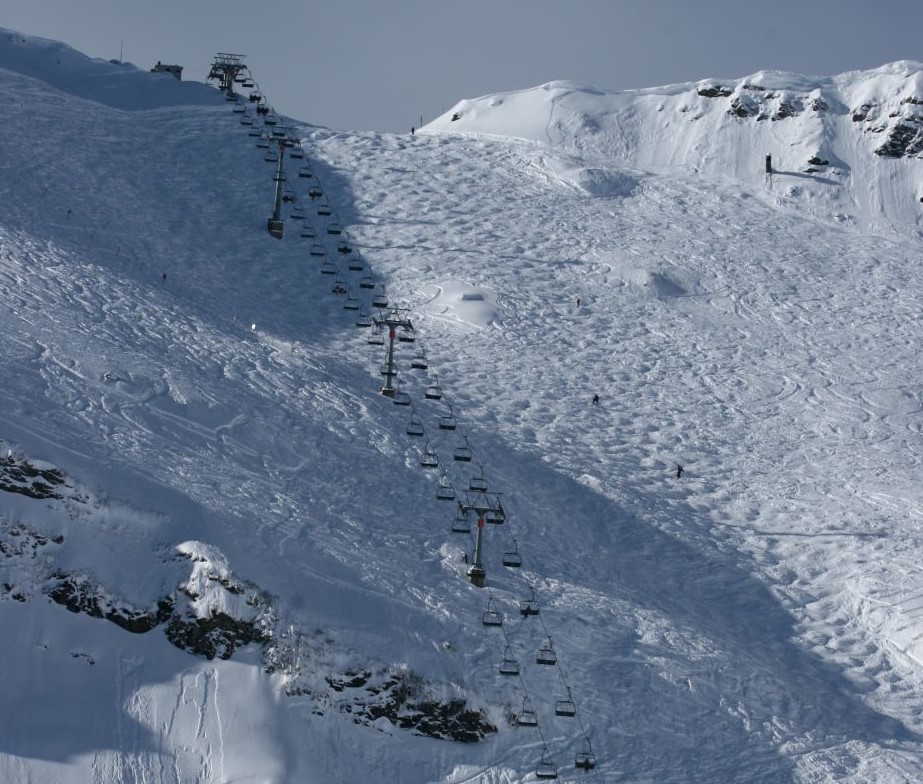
[2,26,923,784]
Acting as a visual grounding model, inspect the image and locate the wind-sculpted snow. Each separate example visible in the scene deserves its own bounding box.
[2,26,923,784]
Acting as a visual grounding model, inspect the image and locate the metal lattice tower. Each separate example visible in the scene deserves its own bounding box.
[374,307,414,397]
[207,53,248,96]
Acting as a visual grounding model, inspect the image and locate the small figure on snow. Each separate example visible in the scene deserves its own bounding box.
[576,297,581,308]
[676,464,684,479]
[411,126,415,136]
[161,272,167,285]
[592,394,599,406]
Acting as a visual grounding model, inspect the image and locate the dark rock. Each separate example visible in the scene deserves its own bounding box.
[165,612,270,660]
[728,96,757,118]
[807,156,829,166]
[852,103,875,122]
[698,85,733,98]
[875,122,923,158]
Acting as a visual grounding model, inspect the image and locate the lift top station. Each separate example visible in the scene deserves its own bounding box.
[207,53,249,99]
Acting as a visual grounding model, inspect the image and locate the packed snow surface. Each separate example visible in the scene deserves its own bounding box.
[2,26,923,784]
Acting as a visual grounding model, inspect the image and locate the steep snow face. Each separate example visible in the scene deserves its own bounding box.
[427,63,923,235]
[4,25,923,784]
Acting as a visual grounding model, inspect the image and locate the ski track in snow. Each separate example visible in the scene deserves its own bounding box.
[2,46,923,784]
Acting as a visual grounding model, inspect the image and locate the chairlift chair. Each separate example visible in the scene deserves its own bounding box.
[291,206,305,220]
[367,328,385,346]
[337,241,352,255]
[344,293,360,311]
[289,147,304,159]
[320,260,337,275]
[516,698,539,728]
[453,437,472,462]
[255,103,269,113]
[410,350,428,370]
[397,327,416,343]
[498,647,520,676]
[250,92,263,103]
[308,186,322,198]
[348,257,364,272]
[436,474,456,501]
[536,638,557,666]
[406,414,425,437]
[248,127,262,136]
[468,465,488,493]
[264,115,278,126]
[574,739,597,771]
[420,444,439,469]
[554,688,577,718]
[271,127,286,139]
[264,149,279,163]
[327,222,343,235]
[452,505,471,533]
[393,390,411,406]
[359,275,375,289]
[332,276,348,295]
[239,116,254,125]
[485,499,506,524]
[242,79,254,88]
[424,381,443,400]
[310,243,326,257]
[299,166,314,178]
[256,137,270,148]
[379,363,395,377]
[482,598,503,627]
[233,104,246,113]
[535,750,558,780]
[355,310,373,328]
[502,541,522,568]
[372,292,388,309]
[300,224,316,238]
[234,74,247,83]
[519,586,540,617]
[317,204,332,217]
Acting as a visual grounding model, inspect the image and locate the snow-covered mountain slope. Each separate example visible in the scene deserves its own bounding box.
[3,26,923,783]
[427,63,923,237]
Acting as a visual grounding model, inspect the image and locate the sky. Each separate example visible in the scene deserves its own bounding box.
[1,0,920,133]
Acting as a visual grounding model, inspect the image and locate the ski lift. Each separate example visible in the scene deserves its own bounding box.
[263,115,278,126]
[291,206,305,220]
[242,79,254,88]
[397,326,416,343]
[574,739,597,771]
[337,241,352,255]
[372,291,388,309]
[332,275,348,295]
[264,149,279,163]
[327,222,343,235]
[320,259,337,275]
[344,293,360,310]
[482,598,503,627]
[468,464,488,492]
[256,137,270,148]
[367,327,385,346]
[310,243,326,257]
[453,437,472,462]
[271,127,286,140]
[248,127,262,136]
[452,505,471,533]
[256,103,269,114]
[225,92,239,102]
[308,186,322,199]
[436,474,456,501]
[502,540,522,568]
[516,697,539,728]
[424,380,443,400]
[250,92,263,103]
[348,257,364,272]
[519,586,540,617]
[420,443,438,469]
[300,224,316,238]
[554,688,576,718]
[498,647,520,676]
[234,74,247,83]
[379,362,395,377]
[317,204,332,217]
[359,275,375,289]
[485,498,506,524]
[410,349,428,370]
[406,413,425,437]
[239,116,254,125]
[535,749,558,780]
[355,309,373,328]
[393,390,411,406]
[536,638,557,666]
[299,166,313,178]
[289,147,304,159]
[233,104,246,113]
[282,193,295,204]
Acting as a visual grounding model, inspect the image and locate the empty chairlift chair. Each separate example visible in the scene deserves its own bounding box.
[498,646,520,676]
[367,326,385,346]
[320,259,337,275]
[355,309,373,328]
[348,257,364,272]
[468,464,488,492]
[392,388,411,406]
[299,166,314,178]
[256,136,270,148]
[372,289,388,309]
[424,378,443,400]
[300,223,316,239]
[535,749,558,780]
[438,407,457,431]
[291,206,305,220]
[536,637,557,666]
[289,146,304,159]
[516,697,539,728]
[519,586,540,617]
[248,127,262,137]
[359,274,375,290]
[484,497,505,525]
[410,348,428,370]
[574,738,597,771]
[317,204,332,217]
[481,598,503,627]
[327,221,343,235]
[398,326,416,343]
[240,116,254,125]
[453,437,473,462]
[502,538,522,568]
[554,688,576,718]
[343,291,360,310]
[310,242,326,257]
[406,412,424,437]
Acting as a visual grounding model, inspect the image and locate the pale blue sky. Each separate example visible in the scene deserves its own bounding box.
[1,0,919,132]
